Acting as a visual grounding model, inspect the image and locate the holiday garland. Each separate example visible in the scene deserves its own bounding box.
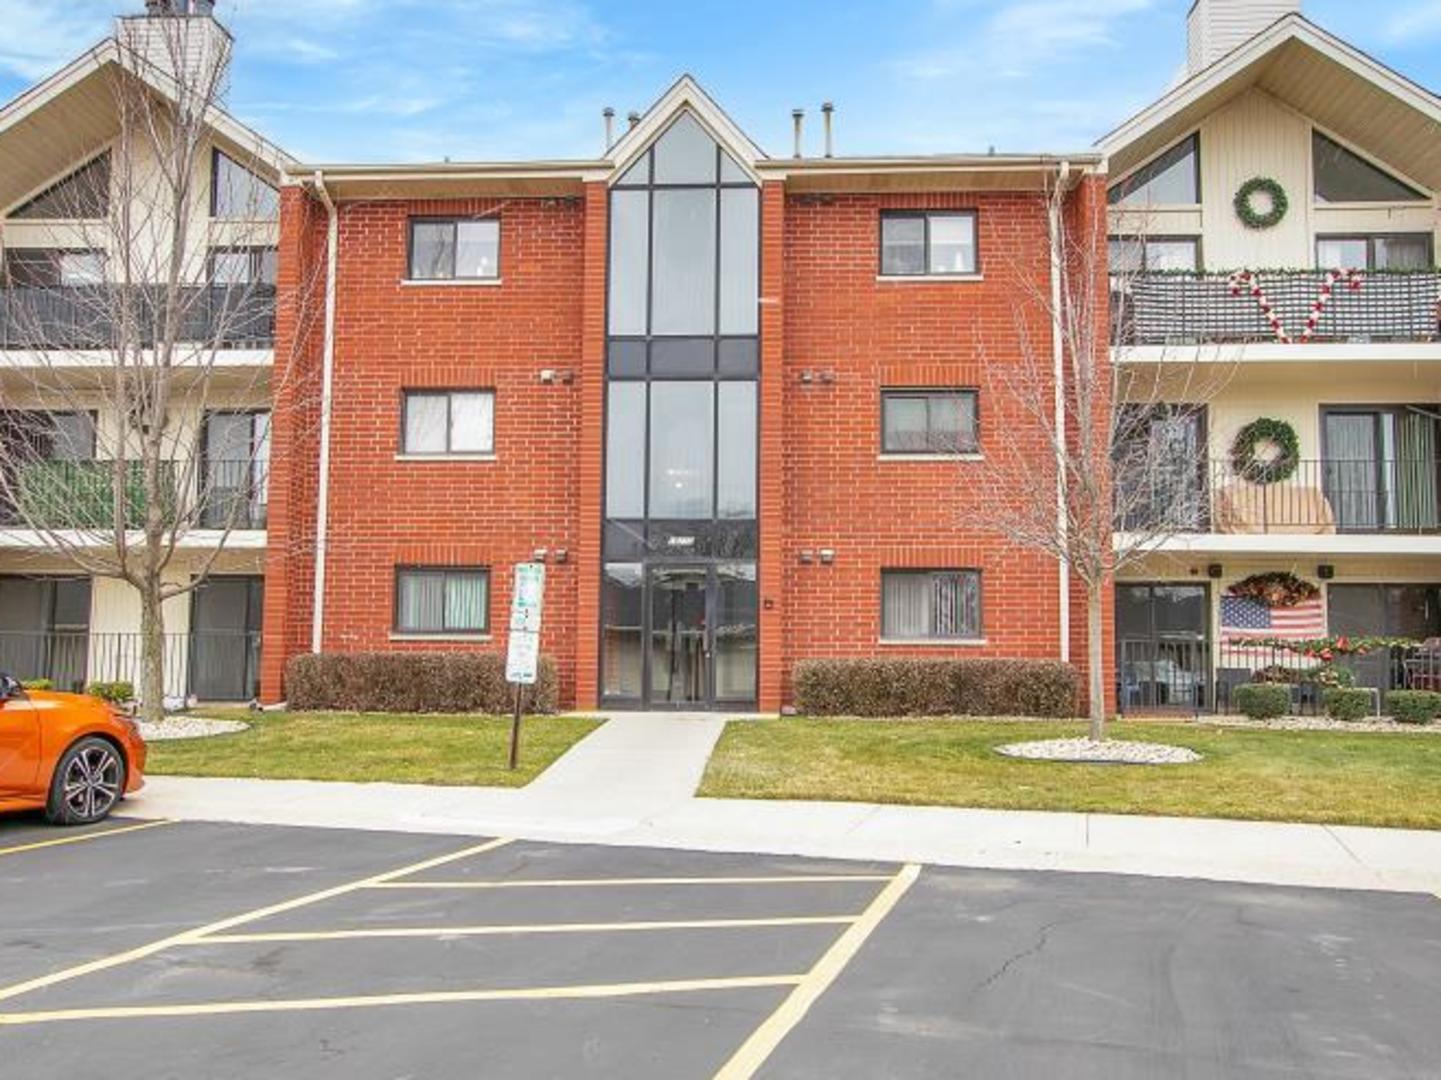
[1227,571,1317,608]
[1230,418,1300,485]
[1226,268,1366,344]
[1234,177,1288,229]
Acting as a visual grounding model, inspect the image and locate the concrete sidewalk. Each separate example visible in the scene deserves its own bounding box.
[131,714,1441,896]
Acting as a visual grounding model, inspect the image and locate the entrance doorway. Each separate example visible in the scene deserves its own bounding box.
[1116,583,1210,712]
[601,562,757,710]
[189,576,263,701]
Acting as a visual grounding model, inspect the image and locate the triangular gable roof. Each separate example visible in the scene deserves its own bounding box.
[606,75,768,184]
[1098,13,1441,193]
[0,33,294,215]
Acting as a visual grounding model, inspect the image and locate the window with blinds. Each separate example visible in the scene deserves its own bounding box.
[394,568,489,634]
[881,570,982,640]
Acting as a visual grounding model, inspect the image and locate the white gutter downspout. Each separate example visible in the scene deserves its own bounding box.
[1049,160,1071,663]
[310,170,338,655]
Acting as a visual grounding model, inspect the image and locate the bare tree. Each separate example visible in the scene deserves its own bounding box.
[0,17,314,722]
[972,178,1236,739]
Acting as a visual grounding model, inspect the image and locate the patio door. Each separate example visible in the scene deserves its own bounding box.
[1328,583,1441,691]
[1116,583,1210,712]
[189,576,262,701]
[0,576,91,692]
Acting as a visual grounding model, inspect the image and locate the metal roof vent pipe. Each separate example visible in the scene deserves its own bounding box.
[821,101,834,158]
[627,110,641,130]
[602,106,615,151]
[792,108,805,159]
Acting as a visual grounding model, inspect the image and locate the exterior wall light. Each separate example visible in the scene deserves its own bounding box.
[798,549,815,564]
[554,548,569,564]
[818,548,836,564]
[532,547,549,562]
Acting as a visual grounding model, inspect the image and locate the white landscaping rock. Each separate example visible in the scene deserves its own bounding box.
[139,717,250,742]
[997,737,1201,765]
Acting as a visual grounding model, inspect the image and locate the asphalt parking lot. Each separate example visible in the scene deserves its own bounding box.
[1,816,1438,1079]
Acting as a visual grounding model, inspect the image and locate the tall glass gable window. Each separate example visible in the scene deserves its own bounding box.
[603,110,760,708]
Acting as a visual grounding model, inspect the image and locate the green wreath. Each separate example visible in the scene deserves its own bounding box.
[1231,417,1300,485]
[1234,177,1288,229]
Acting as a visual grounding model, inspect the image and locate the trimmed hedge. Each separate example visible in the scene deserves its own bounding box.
[792,658,1079,718]
[285,652,559,714]
[85,680,135,704]
[1324,687,1373,722]
[1232,682,1290,720]
[1386,690,1441,725]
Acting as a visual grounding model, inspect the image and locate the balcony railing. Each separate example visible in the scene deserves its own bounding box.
[1117,457,1441,535]
[1113,271,1441,346]
[0,460,178,529]
[0,630,261,702]
[1119,638,1441,715]
[199,458,268,530]
[0,284,276,350]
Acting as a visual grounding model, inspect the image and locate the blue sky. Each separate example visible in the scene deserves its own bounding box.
[2,1,1440,163]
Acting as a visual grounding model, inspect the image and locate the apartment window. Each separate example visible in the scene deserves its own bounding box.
[208,247,278,285]
[409,218,500,281]
[1317,234,1433,271]
[11,153,110,220]
[1108,134,1199,206]
[3,249,106,288]
[402,390,495,455]
[1107,236,1200,273]
[0,410,96,460]
[881,390,978,454]
[394,567,489,634]
[211,149,279,219]
[1312,132,1425,203]
[880,211,977,276]
[882,570,982,640]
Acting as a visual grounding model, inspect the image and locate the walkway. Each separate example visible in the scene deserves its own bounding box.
[132,714,1441,896]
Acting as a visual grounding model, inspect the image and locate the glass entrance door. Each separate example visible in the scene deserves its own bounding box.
[189,576,262,701]
[650,566,709,706]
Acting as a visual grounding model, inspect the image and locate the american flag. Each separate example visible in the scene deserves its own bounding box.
[1220,595,1328,641]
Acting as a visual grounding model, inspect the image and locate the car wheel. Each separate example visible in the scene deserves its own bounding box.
[45,737,126,826]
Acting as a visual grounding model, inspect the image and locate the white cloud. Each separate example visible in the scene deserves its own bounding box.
[0,0,112,81]
[1378,1,1441,42]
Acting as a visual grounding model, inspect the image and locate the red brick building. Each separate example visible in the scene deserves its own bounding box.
[260,78,1110,712]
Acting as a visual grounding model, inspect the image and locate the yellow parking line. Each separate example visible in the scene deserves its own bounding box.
[367,874,895,890]
[0,974,804,1026]
[0,819,175,858]
[0,836,514,1006]
[198,915,858,945]
[713,863,922,1080]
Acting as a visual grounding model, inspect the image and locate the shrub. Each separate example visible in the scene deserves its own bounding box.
[1323,687,1373,722]
[1231,682,1291,720]
[85,680,135,704]
[792,658,1078,718]
[20,678,53,691]
[284,652,558,714]
[1385,690,1441,725]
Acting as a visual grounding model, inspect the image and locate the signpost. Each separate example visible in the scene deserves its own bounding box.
[505,562,545,769]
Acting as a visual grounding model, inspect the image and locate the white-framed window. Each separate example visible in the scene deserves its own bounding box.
[880,211,978,275]
[402,390,495,455]
[882,569,982,640]
[881,389,979,454]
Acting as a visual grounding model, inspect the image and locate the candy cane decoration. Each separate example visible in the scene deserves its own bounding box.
[1228,268,1364,343]
[1300,268,1363,342]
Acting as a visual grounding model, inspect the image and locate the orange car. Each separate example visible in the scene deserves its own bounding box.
[0,673,146,825]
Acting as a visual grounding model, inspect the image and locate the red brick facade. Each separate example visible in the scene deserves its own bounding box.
[261,155,1113,713]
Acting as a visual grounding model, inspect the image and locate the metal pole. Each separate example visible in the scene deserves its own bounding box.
[508,683,523,770]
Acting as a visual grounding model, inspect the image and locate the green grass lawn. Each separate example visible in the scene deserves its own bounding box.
[145,710,601,787]
[698,718,1441,830]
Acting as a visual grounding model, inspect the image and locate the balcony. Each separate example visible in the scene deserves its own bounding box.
[0,460,178,529]
[1113,271,1441,347]
[198,458,268,530]
[0,630,261,702]
[1118,457,1441,536]
[0,284,276,350]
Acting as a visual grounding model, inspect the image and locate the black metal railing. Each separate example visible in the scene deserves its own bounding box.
[0,630,261,702]
[1118,637,1441,715]
[0,460,178,528]
[1113,271,1441,346]
[0,284,276,349]
[1117,457,1441,535]
[199,458,268,530]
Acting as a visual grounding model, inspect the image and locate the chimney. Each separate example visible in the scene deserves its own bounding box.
[1186,0,1300,75]
[820,101,834,158]
[792,108,805,159]
[120,0,232,96]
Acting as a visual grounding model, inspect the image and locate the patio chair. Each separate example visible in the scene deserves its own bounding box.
[1404,638,1441,691]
